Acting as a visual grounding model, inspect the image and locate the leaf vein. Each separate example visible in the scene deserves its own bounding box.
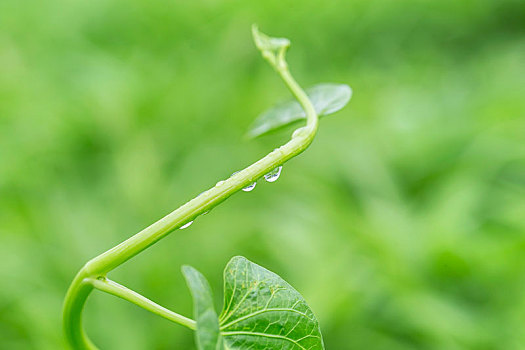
[220,308,315,330]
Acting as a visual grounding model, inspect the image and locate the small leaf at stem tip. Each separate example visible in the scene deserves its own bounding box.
[246,83,352,139]
[252,24,290,53]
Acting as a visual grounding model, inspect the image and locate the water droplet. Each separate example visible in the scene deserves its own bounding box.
[242,182,257,192]
[264,166,282,183]
[216,180,225,186]
[179,221,193,229]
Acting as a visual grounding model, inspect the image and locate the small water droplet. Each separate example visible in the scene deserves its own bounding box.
[242,182,257,192]
[264,166,282,183]
[179,221,193,229]
[216,180,225,186]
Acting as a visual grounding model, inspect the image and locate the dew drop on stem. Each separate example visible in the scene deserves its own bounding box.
[264,166,282,183]
[179,221,193,229]
[242,182,257,192]
[233,171,256,192]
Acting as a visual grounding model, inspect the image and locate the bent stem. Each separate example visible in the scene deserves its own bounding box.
[63,26,319,350]
[63,271,96,350]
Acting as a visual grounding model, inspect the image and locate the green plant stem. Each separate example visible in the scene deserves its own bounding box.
[90,278,196,330]
[63,36,318,349]
[63,271,96,349]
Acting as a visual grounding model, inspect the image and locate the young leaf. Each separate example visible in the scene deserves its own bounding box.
[247,83,352,139]
[182,265,223,350]
[219,256,324,349]
[252,24,290,53]
[184,257,325,350]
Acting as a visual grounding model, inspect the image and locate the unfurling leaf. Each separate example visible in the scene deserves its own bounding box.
[252,24,290,53]
[183,256,325,350]
[247,83,352,139]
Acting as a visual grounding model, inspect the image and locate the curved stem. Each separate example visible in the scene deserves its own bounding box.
[63,269,97,350]
[91,278,196,330]
[63,28,318,350]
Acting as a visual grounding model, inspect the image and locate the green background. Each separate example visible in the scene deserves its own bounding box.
[1,0,524,349]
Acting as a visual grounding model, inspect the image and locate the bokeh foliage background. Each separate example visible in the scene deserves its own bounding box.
[1,0,525,349]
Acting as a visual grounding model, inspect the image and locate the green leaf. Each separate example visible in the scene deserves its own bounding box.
[219,256,324,350]
[247,83,352,139]
[252,24,290,53]
[219,256,324,349]
[183,256,325,350]
[182,265,223,350]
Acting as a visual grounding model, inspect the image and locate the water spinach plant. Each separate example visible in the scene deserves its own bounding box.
[63,25,352,349]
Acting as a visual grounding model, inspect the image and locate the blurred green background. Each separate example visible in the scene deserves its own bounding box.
[1,0,525,349]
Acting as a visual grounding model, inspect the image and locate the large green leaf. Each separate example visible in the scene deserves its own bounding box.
[182,265,223,350]
[219,256,324,349]
[183,256,325,350]
[246,83,352,138]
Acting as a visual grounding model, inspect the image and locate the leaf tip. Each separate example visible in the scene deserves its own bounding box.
[344,84,353,100]
[251,25,290,53]
[181,264,199,280]
[251,23,263,51]
[228,255,247,265]
[243,130,257,141]
[251,23,259,38]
